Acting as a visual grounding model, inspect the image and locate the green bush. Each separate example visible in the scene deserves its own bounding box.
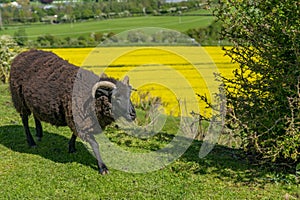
[13,28,28,46]
[186,20,228,45]
[215,0,299,165]
[0,36,21,83]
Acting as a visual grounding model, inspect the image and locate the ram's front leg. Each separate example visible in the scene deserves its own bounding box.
[86,133,109,175]
[68,134,77,153]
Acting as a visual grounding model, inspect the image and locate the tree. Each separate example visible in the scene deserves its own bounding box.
[0,36,21,83]
[214,0,299,164]
[17,0,32,23]
[17,0,30,6]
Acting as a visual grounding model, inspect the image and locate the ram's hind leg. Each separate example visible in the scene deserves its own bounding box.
[34,116,43,141]
[21,114,36,147]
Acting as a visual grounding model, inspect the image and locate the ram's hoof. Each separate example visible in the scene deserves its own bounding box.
[99,169,109,175]
[28,141,37,148]
[68,147,77,153]
[99,165,109,175]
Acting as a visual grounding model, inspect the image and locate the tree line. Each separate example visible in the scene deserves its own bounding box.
[13,24,224,48]
[0,0,210,25]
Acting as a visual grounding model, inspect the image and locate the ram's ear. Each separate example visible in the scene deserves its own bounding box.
[100,73,108,79]
[122,76,129,85]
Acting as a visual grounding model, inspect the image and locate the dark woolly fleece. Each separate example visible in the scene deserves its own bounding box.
[9,49,115,137]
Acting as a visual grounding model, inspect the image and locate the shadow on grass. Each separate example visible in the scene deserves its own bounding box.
[180,139,297,186]
[106,126,282,185]
[0,125,98,171]
[0,124,293,185]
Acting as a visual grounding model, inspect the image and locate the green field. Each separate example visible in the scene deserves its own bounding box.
[0,83,299,199]
[0,15,214,40]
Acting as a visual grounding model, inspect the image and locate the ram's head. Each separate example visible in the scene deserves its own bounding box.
[92,73,136,128]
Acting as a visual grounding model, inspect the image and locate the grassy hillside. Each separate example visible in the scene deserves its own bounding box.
[0,15,214,40]
[0,84,299,199]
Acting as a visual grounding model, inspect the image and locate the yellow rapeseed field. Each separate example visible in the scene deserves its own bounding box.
[44,47,237,116]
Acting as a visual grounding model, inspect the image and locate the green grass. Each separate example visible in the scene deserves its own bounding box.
[0,15,214,40]
[0,84,299,199]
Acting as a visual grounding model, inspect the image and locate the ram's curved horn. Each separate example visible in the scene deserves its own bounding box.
[92,81,116,98]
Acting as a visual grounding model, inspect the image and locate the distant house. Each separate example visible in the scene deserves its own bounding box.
[0,1,21,8]
[41,15,58,23]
